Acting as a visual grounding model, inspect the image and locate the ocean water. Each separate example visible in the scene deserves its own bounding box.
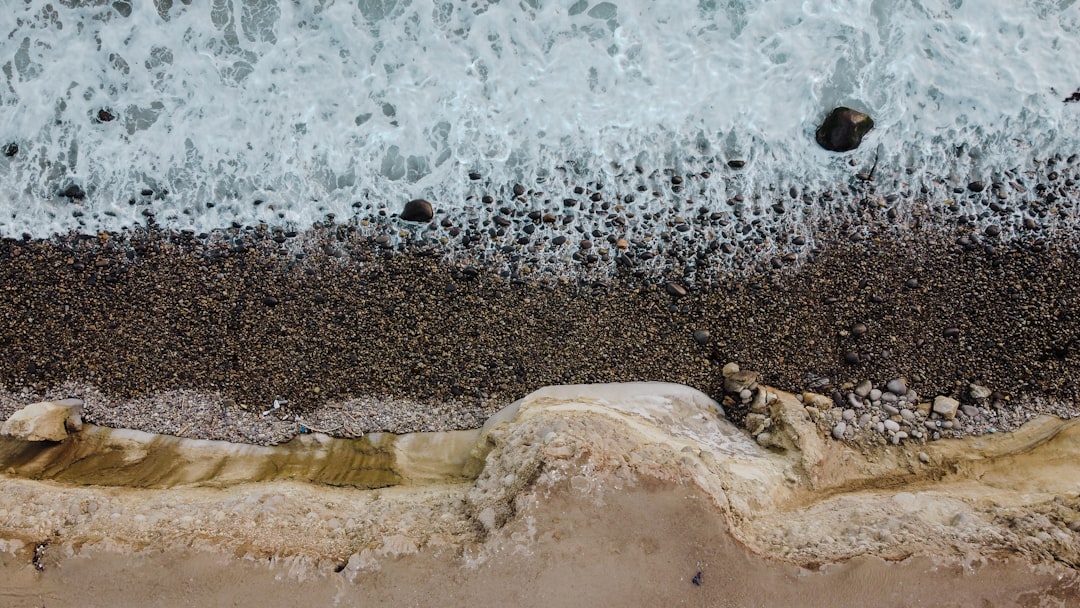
[1,0,1078,238]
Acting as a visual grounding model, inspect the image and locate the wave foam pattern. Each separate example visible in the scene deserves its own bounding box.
[1,0,1078,236]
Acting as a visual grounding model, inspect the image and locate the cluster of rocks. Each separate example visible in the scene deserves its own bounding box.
[804,378,1005,444]
[719,363,1009,447]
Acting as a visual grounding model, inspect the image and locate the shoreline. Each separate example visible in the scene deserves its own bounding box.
[1,215,1078,444]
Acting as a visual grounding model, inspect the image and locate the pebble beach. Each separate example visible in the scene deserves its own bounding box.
[2,159,1078,447]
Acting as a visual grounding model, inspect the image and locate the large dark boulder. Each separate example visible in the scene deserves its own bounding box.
[400,199,434,222]
[815,107,874,152]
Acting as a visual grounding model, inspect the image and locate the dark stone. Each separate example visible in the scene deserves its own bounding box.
[843,351,861,365]
[943,327,960,338]
[2,143,17,157]
[61,185,86,200]
[666,282,688,297]
[262,296,279,307]
[513,183,525,196]
[850,322,868,337]
[904,278,919,289]
[967,181,986,193]
[984,225,1001,237]
[727,159,746,169]
[96,108,115,122]
[815,107,874,152]
[691,329,711,346]
[400,199,434,222]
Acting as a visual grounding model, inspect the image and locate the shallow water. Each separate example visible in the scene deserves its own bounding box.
[1,1,1078,236]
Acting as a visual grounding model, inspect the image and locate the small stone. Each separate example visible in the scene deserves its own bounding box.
[850,322,868,336]
[842,409,855,421]
[400,199,434,222]
[884,419,901,433]
[886,378,908,395]
[882,404,900,416]
[960,405,979,418]
[727,159,746,169]
[2,142,17,157]
[739,388,753,402]
[847,393,864,410]
[843,351,861,365]
[666,282,688,297]
[943,327,960,338]
[854,380,873,398]
[869,388,882,401]
[918,452,930,464]
[933,396,960,420]
[802,392,833,410]
[967,180,986,193]
[262,296,279,306]
[724,370,760,394]
[692,329,711,345]
[832,422,847,440]
[904,278,919,289]
[722,362,740,376]
[969,383,992,401]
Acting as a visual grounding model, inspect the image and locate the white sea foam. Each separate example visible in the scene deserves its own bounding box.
[1,0,1078,237]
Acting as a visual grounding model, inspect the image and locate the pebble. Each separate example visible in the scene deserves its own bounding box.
[885,378,907,395]
[882,404,900,416]
[832,422,847,440]
[869,388,882,401]
[969,384,992,400]
[854,380,873,398]
[692,329,710,345]
[847,393,863,409]
[843,351,860,364]
[842,409,855,421]
[884,419,900,433]
[666,282,688,297]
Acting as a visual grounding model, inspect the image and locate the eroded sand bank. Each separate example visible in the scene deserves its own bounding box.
[1,383,1078,607]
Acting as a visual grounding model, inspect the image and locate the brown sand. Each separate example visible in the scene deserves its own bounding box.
[0,481,1075,608]
[1,383,1078,607]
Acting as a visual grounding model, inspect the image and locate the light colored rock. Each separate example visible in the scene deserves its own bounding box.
[969,384,992,401]
[869,389,882,401]
[724,370,760,394]
[1,400,84,442]
[854,380,873,398]
[801,392,833,410]
[832,422,847,440]
[884,420,901,433]
[933,396,960,420]
[886,378,907,395]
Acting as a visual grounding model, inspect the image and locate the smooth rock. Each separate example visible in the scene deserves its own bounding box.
[1,400,84,442]
[815,107,875,152]
[854,380,873,398]
[869,388,882,401]
[884,420,901,433]
[692,329,711,346]
[832,422,847,440]
[886,378,908,395]
[400,199,434,222]
[933,396,960,420]
[961,405,979,418]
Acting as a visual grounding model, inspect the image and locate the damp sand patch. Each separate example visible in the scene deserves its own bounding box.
[1,382,1078,606]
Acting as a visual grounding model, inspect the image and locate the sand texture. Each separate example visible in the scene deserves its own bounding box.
[1,383,1078,607]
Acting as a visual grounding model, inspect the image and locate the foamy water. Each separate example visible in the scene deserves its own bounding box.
[1,0,1078,237]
